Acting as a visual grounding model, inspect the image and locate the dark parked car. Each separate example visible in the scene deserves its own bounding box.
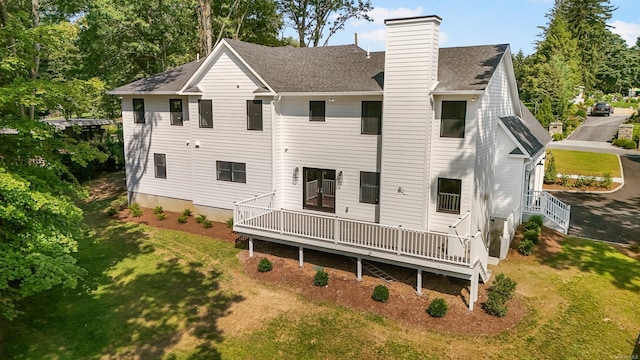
[591,102,613,116]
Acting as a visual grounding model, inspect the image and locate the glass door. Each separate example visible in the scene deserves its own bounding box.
[303,168,336,213]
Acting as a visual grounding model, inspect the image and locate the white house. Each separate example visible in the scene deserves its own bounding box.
[108,15,569,310]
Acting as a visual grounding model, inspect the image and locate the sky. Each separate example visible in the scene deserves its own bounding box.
[291,0,640,54]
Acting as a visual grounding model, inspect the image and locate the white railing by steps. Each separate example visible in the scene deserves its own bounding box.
[234,193,492,270]
[470,231,489,282]
[523,190,571,233]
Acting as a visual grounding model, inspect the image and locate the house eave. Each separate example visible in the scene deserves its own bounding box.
[431,90,485,96]
[106,90,181,96]
[278,91,383,97]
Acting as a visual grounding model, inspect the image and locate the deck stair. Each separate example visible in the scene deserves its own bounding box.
[351,258,397,283]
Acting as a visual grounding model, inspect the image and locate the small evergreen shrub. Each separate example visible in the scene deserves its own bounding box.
[523,229,539,245]
[201,219,213,228]
[153,206,163,215]
[551,133,565,141]
[613,139,637,149]
[372,285,390,303]
[182,209,192,217]
[518,239,535,256]
[128,203,142,217]
[528,215,543,228]
[226,217,234,229]
[484,291,508,317]
[544,155,557,184]
[483,273,516,317]
[156,213,167,221]
[196,214,207,224]
[177,215,188,224]
[491,273,517,301]
[426,298,449,318]
[106,207,118,217]
[560,174,571,187]
[258,258,273,272]
[313,270,329,286]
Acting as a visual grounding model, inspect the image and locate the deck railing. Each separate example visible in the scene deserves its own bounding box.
[523,190,570,233]
[234,193,482,267]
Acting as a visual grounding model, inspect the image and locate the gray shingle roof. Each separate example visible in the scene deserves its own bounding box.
[109,59,203,94]
[225,39,385,93]
[435,44,509,91]
[500,103,551,157]
[108,39,509,94]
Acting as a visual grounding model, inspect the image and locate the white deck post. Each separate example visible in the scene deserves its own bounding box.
[248,237,254,258]
[356,257,362,281]
[298,247,304,267]
[397,225,403,255]
[416,269,423,295]
[279,208,284,234]
[469,269,478,311]
[334,216,339,244]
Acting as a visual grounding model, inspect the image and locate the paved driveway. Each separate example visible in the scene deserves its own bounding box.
[553,154,640,244]
[568,113,628,142]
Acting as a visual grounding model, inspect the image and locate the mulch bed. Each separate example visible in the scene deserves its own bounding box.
[116,206,527,335]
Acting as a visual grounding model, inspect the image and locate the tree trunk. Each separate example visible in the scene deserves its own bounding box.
[30,0,40,121]
[198,0,212,56]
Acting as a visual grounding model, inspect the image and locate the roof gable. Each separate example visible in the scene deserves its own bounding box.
[499,110,551,157]
[435,44,509,92]
[108,59,203,95]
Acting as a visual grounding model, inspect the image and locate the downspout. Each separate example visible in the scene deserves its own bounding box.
[271,94,281,206]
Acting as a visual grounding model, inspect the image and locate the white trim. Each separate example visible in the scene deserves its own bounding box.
[430,90,485,95]
[180,39,276,94]
[278,91,383,96]
[106,90,182,95]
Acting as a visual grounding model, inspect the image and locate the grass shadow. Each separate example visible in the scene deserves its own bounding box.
[540,237,640,292]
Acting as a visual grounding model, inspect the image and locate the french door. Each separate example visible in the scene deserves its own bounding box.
[303,167,336,213]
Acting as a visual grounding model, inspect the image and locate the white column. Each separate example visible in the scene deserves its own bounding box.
[416,269,423,295]
[298,247,304,267]
[248,237,254,257]
[469,270,478,311]
[356,257,362,281]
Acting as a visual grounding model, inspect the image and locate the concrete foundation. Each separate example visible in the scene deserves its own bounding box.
[128,192,233,222]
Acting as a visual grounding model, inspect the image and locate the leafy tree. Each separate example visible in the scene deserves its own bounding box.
[278,0,372,47]
[596,32,640,94]
[536,96,555,129]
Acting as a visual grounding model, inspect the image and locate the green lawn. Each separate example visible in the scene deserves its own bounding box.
[1,190,638,359]
[548,149,621,177]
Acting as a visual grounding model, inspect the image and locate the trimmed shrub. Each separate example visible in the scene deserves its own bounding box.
[491,273,517,301]
[258,258,273,272]
[426,298,448,318]
[523,229,539,245]
[156,213,167,221]
[528,215,544,229]
[128,203,142,217]
[484,291,508,317]
[560,174,571,187]
[226,217,234,229]
[313,270,329,286]
[612,138,637,149]
[153,206,163,215]
[182,209,192,217]
[201,219,213,228]
[372,285,390,303]
[518,239,535,256]
[106,207,118,217]
[483,273,516,317]
[544,155,557,184]
[196,214,207,224]
[551,133,565,141]
[177,215,188,224]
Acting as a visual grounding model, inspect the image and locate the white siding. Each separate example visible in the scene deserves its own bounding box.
[428,96,478,232]
[188,49,273,210]
[471,59,516,235]
[276,95,382,222]
[492,127,525,218]
[380,17,440,229]
[122,95,193,201]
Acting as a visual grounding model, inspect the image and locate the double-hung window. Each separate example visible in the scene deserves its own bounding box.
[247,100,263,130]
[170,99,183,126]
[199,99,213,128]
[440,101,466,138]
[309,101,325,121]
[437,178,461,214]
[361,101,382,135]
[154,153,166,179]
[216,161,246,183]
[133,98,145,124]
[359,171,380,204]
